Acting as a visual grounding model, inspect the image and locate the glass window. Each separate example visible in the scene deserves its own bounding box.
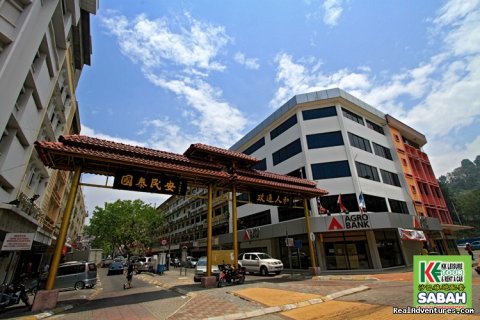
[243,137,265,155]
[278,207,304,222]
[311,161,351,180]
[366,119,384,135]
[253,158,267,171]
[302,106,337,120]
[388,199,409,214]
[381,169,401,187]
[355,162,380,182]
[375,230,404,268]
[306,131,344,149]
[317,193,357,213]
[238,209,271,229]
[363,194,388,212]
[272,139,302,166]
[342,108,364,125]
[270,114,298,140]
[348,132,372,153]
[373,142,392,160]
[323,231,372,270]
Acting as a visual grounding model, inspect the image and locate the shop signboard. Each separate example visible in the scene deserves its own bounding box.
[1,233,34,251]
[326,214,371,231]
[251,190,294,207]
[113,171,187,195]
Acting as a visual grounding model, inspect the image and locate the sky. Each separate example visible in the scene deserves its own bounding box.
[76,0,480,220]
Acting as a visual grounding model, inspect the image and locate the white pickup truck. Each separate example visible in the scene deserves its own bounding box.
[237,252,283,276]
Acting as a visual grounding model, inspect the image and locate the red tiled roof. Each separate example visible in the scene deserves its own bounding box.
[35,135,327,197]
[184,143,259,165]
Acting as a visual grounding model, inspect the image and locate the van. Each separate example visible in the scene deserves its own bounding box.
[55,261,97,290]
[135,257,153,273]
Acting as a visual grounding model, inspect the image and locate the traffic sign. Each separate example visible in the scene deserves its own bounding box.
[160,239,167,246]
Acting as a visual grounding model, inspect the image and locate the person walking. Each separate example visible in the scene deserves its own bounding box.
[124,261,134,289]
[466,243,474,260]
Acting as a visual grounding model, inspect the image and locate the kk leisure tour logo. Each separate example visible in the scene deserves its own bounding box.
[414,255,472,309]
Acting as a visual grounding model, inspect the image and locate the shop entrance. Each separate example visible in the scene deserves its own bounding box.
[323,231,372,270]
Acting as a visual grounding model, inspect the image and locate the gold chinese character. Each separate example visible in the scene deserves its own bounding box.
[266,194,274,203]
[120,175,133,187]
[136,177,148,189]
[282,196,290,205]
[274,195,282,204]
[256,193,265,202]
[164,180,176,192]
[150,178,162,191]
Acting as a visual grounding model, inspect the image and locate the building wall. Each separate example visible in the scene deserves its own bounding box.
[0,0,97,280]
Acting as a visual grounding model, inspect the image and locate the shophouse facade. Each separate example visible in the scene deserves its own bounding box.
[0,0,97,283]
[157,88,460,272]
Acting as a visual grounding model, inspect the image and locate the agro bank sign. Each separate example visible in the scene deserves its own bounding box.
[413,255,472,309]
[327,214,371,231]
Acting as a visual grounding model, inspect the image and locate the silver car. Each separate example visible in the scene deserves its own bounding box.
[193,256,220,282]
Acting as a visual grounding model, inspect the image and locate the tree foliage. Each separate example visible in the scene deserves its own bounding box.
[85,199,163,256]
[438,155,480,238]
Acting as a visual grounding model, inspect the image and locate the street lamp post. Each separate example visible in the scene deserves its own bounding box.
[167,223,172,270]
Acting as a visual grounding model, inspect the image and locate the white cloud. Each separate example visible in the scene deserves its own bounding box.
[271,0,480,176]
[323,0,344,26]
[101,12,248,150]
[81,126,147,147]
[234,52,260,70]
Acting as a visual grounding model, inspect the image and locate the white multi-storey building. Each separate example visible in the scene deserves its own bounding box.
[0,0,97,282]
[158,88,459,272]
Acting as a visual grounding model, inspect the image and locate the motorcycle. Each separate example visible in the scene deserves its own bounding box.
[0,280,31,311]
[217,264,246,287]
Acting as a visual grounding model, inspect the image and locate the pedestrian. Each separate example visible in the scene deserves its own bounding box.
[124,261,134,289]
[476,254,480,275]
[421,243,429,255]
[465,243,474,260]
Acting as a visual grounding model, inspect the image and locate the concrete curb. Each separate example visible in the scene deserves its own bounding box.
[15,304,74,320]
[313,275,379,281]
[205,285,370,320]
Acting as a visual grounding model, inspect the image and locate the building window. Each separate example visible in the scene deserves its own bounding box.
[270,114,298,140]
[302,106,337,120]
[355,162,380,182]
[311,161,351,180]
[272,139,302,166]
[372,142,392,160]
[253,158,267,171]
[364,194,388,212]
[380,169,401,187]
[238,210,271,229]
[278,207,304,222]
[306,131,344,149]
[402,159,408,166]
[388,199,409,214]
[243,137,265,155]
[366,119,384,135]
[318,194,357,213]
[411,185,417,194]
[394,134,400,142]
[375,230,404,268]
[348,132,372,153]
[342,108,364,125]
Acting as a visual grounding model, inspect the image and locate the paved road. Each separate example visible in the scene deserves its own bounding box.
[4,267,480,319]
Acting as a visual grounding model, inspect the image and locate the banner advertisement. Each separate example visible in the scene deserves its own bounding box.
[413,255,472,309]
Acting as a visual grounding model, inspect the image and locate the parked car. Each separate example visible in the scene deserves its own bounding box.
[55,261,97,290]
[194,256,220,282]
[136,257,154,273]
[107,261,124,275]
[101,256,114,268]
[238,252,283,276]
[187,257,198,268]
[471,241,480,250]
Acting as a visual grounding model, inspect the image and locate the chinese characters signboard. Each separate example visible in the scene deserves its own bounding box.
[251,191,294,207]
[113,171,187,196]
[413,255,472,309]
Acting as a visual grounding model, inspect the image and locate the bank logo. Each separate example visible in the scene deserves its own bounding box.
[414,256,471,309]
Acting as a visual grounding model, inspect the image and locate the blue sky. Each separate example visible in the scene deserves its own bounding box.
[77,0,480,216]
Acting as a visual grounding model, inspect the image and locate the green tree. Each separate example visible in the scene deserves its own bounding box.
[85,199,163,257]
